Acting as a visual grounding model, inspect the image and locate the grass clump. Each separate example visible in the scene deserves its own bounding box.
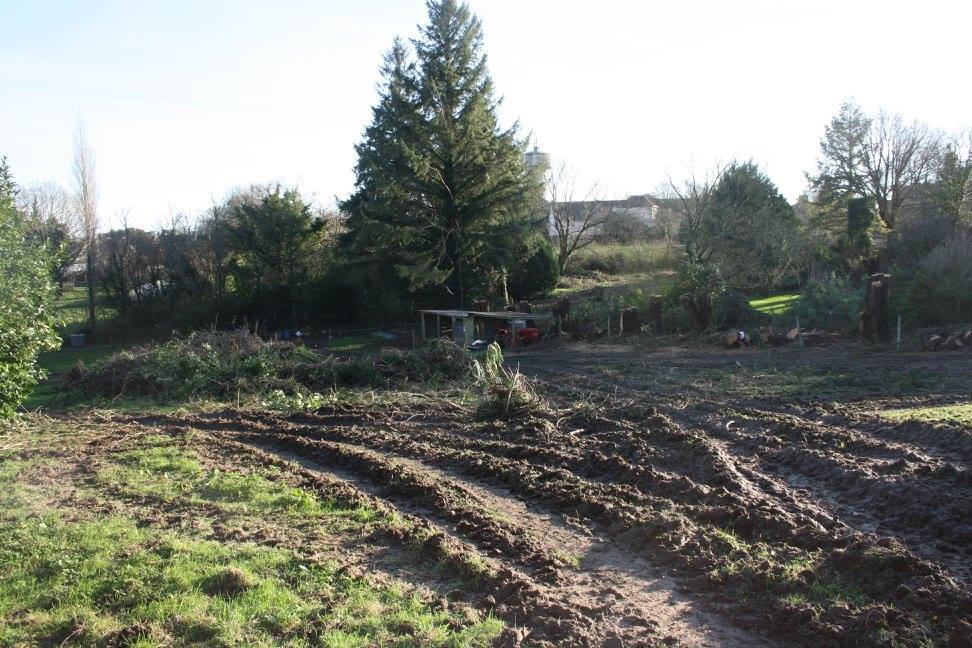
[473,343,546,419]
[69,330,473,404]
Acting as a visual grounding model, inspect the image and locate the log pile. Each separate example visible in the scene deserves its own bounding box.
[722,326,839,349]
[724,330,749,348]
[922,330,972,351]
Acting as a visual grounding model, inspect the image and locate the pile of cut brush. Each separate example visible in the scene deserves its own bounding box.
[67,330,473,401]
[922,329,972,352]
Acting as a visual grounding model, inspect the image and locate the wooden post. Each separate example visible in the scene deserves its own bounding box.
[796,317,803,347]
[420,312,426,342]
[896,314,902,350]
[463,314,475,347]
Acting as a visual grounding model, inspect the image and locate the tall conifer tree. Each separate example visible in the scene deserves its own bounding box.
[342,0,542,308]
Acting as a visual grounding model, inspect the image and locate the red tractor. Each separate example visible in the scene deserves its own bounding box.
[498,319,541,347]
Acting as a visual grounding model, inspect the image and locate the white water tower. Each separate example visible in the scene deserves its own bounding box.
[524,144,550,171]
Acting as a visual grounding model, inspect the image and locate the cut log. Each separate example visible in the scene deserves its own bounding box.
[922,335,943,352]
[786,327,800,341]
[620,308,641,336]
[943,336,964,350]
[760,326,790,346]
[725,330,749,348]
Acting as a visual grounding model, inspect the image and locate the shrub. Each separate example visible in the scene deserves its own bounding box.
[473,342,545,418]
[661,262,727,334]
[0,159,61,418]
[901,235,972,325]
[712,290,762,329]
[508,239,560,301]
[792,278,859,332]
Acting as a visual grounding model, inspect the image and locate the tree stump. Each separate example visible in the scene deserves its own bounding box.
[860,273,891,342]
[620,308,640,336]
[647,296,663,335]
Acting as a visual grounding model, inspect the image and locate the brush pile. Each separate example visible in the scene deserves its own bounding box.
[68,330,473,400]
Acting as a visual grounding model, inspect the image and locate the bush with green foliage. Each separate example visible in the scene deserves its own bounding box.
[0,158,61,419]
[661,262,727,333]
[507,238,560,301]
[792,278,860,332]
[901,234,972,325]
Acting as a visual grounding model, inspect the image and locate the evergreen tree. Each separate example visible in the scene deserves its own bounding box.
[230,186,326,322]
[807,100,871,232]
[341,0,542,309]
[704,161,803,291]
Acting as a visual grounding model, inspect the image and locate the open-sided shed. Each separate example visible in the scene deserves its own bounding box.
[418,309,550,347]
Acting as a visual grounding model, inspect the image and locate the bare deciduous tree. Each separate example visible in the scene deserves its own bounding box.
[16,181,83,289]
[663,163,725,265]
[861,111,941,230]
[73,121,99,330]
[547,163,614,273]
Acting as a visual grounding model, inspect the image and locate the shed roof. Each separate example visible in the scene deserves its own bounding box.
[419,309,550,321]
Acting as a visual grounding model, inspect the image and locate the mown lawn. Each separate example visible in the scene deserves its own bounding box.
[0,424,502,647]
[749,292,801,315]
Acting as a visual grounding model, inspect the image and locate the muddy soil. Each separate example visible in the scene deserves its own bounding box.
[99,342,970,647]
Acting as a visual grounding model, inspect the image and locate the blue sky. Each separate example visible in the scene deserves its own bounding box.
[2,0,970,229]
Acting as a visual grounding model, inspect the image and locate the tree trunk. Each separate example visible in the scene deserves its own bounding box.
[85,245,96,333]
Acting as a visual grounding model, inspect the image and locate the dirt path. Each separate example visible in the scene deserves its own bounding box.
[265,437,771,648]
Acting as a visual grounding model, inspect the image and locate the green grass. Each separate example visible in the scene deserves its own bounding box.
[567,240,679,277]
[37,345,116,376]
[749,292,801,315]
[0,432,502,647]
[21,345,118,411]
[54,286,117,335]
[878,402,972,426]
